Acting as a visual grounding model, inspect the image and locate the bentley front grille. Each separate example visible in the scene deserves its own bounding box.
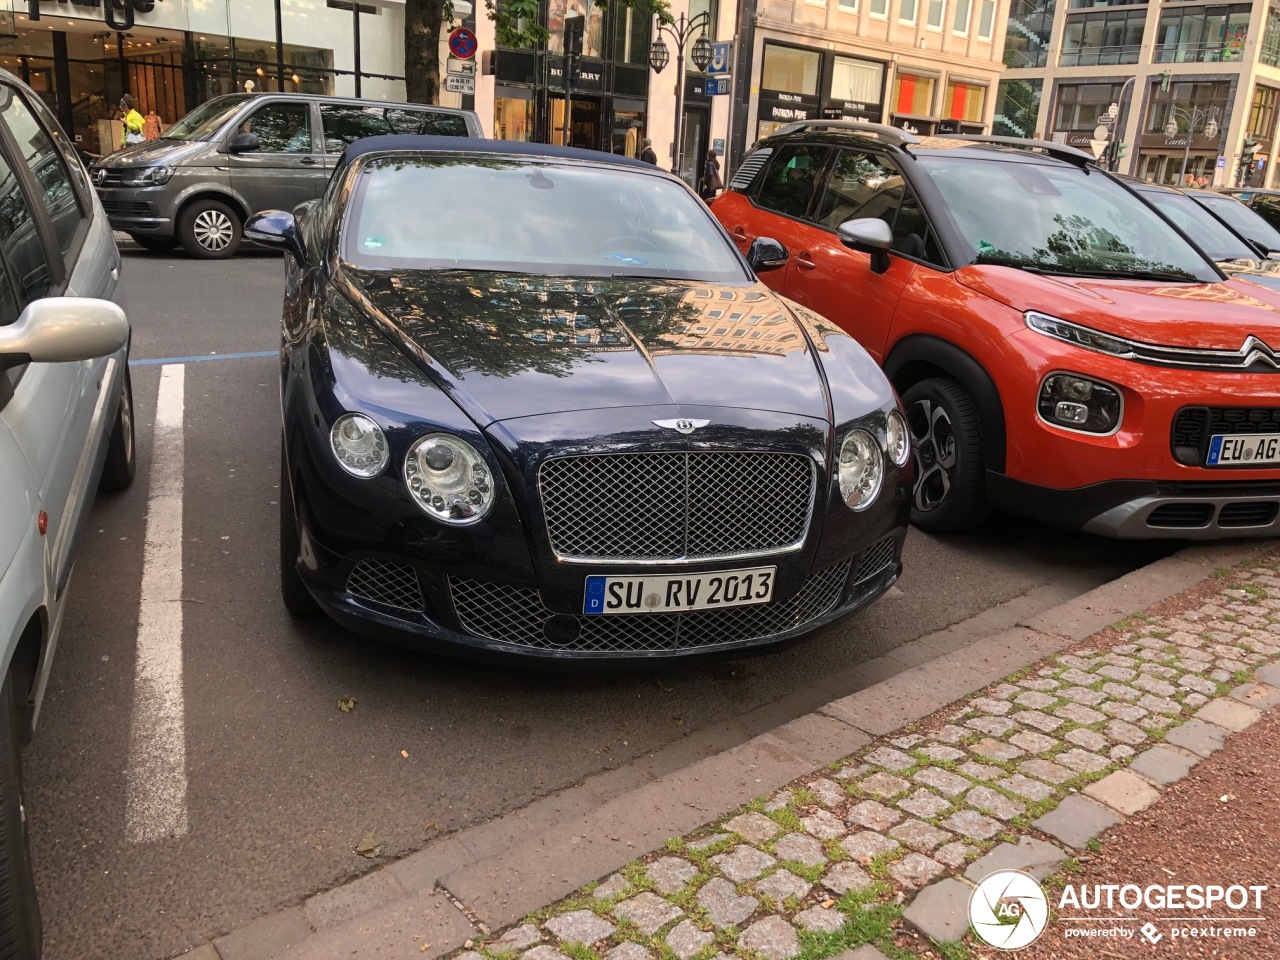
[538,451,816,563]
[345,558,424,612]
[449,560,852,655]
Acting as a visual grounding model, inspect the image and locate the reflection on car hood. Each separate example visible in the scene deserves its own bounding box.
[955,264,1280,351]
[341,268,830,424]
[97,139,204,167]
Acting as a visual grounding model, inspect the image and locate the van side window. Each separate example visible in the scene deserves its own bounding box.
[0,146,51,313]
[243,103,313,154]
[755,144,834,220]
[321,105,468,152]
[0,85,84,266]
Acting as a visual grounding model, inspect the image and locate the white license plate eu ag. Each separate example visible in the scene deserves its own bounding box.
[583,566,776,615]
[1206,434,1280,466]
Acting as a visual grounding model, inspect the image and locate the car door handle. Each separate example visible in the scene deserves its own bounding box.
[732,227,753,243]
[300,156,317,166]
[796,251,816,270]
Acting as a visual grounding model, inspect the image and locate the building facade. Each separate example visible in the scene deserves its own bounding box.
[741,0,1011,162]
[997,0,1280,187]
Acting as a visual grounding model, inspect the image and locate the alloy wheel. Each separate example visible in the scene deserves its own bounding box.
[192,209,234,252]
[908,398,957,513]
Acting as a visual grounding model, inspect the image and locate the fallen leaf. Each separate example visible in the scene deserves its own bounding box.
[339,696,357,713]
[424,820,439,835]
[355,832,382,858]
[401,749,409,758]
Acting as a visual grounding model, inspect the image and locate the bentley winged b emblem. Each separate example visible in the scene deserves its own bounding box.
[653,418,710,434]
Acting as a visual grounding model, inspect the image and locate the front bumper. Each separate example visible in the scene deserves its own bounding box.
[988,473,1280,539]
[294,518,907,664]
[93,185,174,235]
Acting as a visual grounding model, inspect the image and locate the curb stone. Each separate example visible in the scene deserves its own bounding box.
[180,541,1277,959]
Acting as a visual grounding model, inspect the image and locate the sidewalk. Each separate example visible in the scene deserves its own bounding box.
[178,540,1280,960]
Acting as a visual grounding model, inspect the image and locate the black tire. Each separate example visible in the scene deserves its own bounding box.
[901,377,992,533]
[99,368,136,493]
[177,199,241,259]
[0,678,42,960]
[280,442,320,617]
[127,233,179,253]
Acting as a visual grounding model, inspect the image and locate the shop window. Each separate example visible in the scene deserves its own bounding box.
[1054,82,1122,132]
[831,57,885,103]
[756,143,834,219]
[944,81,986,122]
[0,88,82,266]
[893,73,936,115]
[494,96,535,141]
[761,45,821,97]
[1145,80,1230,133]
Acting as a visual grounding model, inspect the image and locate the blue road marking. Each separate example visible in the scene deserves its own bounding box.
[130,350,275,366]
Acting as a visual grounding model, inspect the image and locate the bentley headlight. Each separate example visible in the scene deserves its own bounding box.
[330,413,389,478]
[405,434,494,524]
[885,410,910,468]
[839,429,883,511]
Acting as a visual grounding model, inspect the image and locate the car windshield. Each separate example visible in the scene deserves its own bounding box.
[343,154,750,282]
[162,94,253,141]
[1140,189,1255,262]
[919,155,1219,282]
[1194,193,1280,254]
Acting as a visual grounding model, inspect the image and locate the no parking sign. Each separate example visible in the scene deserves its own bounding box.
[448,27,478,60]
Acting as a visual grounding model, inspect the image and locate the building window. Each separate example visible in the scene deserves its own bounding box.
[945,80,986,121]
[871,0,890,18]
[994,78,1043,137]
[831,57,886,102]
[977,0,997,39]
[761,44,822,96]
[927,0,945,28]
[1249,85,1280,141]
[1059,9,1145,66]
[1264,7,1280,67]
[1005,0,1056,67]
[839,0,858,11]
[894,72,937,115]
[900,0,919,24]
[1154,3,1251,63]
[1145,79,1231,134]
[953,0,972,34]
[1053,82,1123,132]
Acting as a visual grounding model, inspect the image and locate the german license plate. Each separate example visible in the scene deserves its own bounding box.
[583,566,776,615]
[1206,434,1280,466]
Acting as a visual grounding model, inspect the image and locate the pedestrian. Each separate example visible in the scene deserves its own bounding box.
[699,147,723,202]
[144,107,162,141]
[640,137,657,165]
[1183,172,1196,188]
[119,94,145,146]
[1195,173,1210,189]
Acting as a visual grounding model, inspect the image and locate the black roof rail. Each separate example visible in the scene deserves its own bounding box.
[941,134,1097,166]
[771,119,920,147]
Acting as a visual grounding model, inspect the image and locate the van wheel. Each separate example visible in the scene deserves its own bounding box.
[99,368,136,492]
[178,199,241,259]
[280,442,320,617]
[127,233,179,253]
[0,677,42,960]
[902,377,992,533]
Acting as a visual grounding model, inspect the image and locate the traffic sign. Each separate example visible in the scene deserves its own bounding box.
[1089,139,1109,158]
[706,77,730,95]
[445,74,475,94]
[448,27,478,60]
[707,41,732,75]
[1217,156,1227,169]
[447,57,476,76]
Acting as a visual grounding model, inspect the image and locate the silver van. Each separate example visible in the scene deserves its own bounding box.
[90,92,482,259]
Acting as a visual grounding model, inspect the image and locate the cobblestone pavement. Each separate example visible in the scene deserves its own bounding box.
[441,552,1280,960]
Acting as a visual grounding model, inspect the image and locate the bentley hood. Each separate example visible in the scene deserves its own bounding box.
[955,264,1280,352]
[339,270,832,424]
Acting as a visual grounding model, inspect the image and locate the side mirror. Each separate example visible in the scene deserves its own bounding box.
[0,297,128,367]
[245,209,309,263]
[838,217,893,274]
[226,131,260,154]
[746,237,788,274]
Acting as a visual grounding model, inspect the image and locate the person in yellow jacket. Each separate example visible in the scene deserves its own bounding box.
[119,94,145,146]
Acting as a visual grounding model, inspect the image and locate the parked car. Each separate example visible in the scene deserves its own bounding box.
[90,93,483,259]
[1125,178,1280,291]
[0,70,133,958]
[1188,189,1280,258]
[712,121,1280,538]
[1219,187,1280,238]
[252,136,910,662]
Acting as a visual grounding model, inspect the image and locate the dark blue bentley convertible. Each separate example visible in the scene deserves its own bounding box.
[248,136,911,663]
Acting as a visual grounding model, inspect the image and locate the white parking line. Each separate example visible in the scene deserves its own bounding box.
[125,364,188,843]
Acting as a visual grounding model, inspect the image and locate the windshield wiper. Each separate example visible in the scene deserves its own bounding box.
[1050,266,1198,282]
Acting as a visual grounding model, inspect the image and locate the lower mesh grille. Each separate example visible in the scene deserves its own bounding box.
[449,560,853,654]
[854,537,897,584]
[346,558,425,611]
[1218,502,1279,527]
[1146,503,1214,528]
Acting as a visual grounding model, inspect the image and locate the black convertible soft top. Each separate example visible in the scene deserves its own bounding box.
[339,135,656,171]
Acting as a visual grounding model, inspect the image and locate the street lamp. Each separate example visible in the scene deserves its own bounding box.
[649,11,713,181]
[1163,104,1220,184]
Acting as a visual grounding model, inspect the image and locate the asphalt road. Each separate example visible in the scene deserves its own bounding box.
[24,248,1176,960]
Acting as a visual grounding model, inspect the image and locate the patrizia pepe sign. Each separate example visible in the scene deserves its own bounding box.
[31,0,162,30]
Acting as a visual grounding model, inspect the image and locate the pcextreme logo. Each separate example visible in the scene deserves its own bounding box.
[968,870,1269,950]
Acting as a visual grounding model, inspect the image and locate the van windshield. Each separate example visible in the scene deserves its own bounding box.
[163,95,253,141]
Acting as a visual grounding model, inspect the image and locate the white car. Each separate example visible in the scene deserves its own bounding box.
[0,70,133,957]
